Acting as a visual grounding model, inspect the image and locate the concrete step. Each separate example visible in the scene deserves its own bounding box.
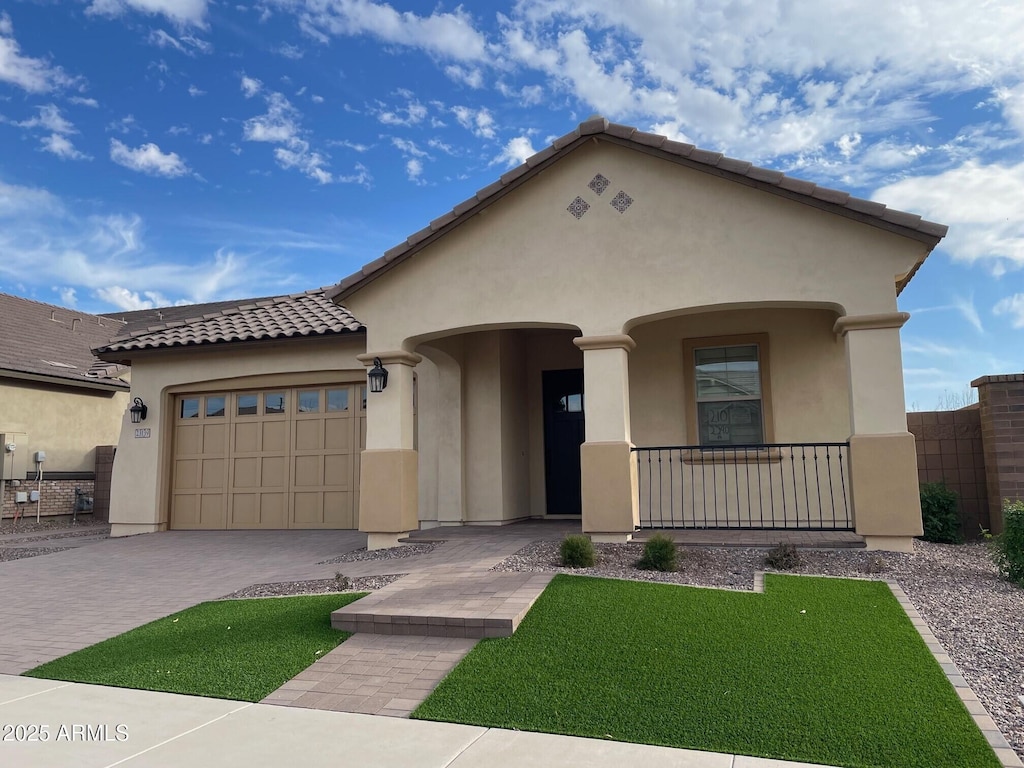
[332,571,553,639]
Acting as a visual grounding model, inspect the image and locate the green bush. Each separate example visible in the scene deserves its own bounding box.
[919,482,963,544]
[991,499,1024,586]
[764,542,801,570]
[560,534,596,568]
[637,533,678,572]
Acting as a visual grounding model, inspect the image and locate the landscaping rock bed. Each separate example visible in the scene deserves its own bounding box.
[318,542,437,565]
[0,546,74,562]
[222,574,405,599]
[494,538,1023,760]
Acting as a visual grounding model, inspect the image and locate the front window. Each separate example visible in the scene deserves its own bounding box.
[694,344,764,445]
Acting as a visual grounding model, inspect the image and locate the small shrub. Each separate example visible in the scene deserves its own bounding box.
[919,482,963,544]
[637,534,678,572]
[764,542,801,570]
[991,499,1024,586]
[560,534,596,568]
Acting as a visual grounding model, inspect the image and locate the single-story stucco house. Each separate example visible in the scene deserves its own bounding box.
[0,293,130,520]
[95,117,948,552]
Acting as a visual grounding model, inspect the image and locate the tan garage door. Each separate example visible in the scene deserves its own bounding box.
[170,385,366,529]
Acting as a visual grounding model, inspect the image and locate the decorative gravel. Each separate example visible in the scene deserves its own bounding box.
[0,546,74,561]
[318,542,438,565]
[494,539,1023,759]
[7,529,111,544]
[0,518,101,535]
[221,574,405,599]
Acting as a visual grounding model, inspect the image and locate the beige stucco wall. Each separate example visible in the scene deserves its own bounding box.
[629,307,850,446]
[107,335,367,535]
[344,140,929,352]
[0,378,129,473]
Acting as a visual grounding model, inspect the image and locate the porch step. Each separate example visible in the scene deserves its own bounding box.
[332,571,554,639]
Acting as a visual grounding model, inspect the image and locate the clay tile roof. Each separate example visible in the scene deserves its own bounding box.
[95,289,363,360]
[326,117,948,302]
[0,293,129,390]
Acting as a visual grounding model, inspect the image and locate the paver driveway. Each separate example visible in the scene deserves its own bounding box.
[0,529,365,675]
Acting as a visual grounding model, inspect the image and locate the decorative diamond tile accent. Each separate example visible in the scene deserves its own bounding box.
[567,196,591,219]
[610,190,633,213]
[588,174,611,195]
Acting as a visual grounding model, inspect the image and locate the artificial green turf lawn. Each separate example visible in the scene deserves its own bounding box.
[413,575,999,768]
[25,594,366,702]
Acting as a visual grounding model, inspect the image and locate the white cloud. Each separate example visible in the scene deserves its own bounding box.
[41,133,90,161]
[276,43,304,59]
[451,105,495,139]
[281,0,487,62]
[374,93,427,126]
[188,84,205,97]
[58,286,77,307]
[18,104,75,135]
[68,96,99,108]
[198,133,212,144]
[311,94,324,104]
[445,65,483,88]
[243,91,341,184]
[875,160,1024,273]
[0,179,62,218]
[148,29,211,54]
[405,157,424,184]
[86,0,208,27]
[107,115,138,134]
[240,75,263,98]
[993,294,1024,329]
[110,139,191,177]
[0,14,76,92]
[390,137,427,157]
[243,92,300,144]
[493,135,535,167]
[95,286,170,310]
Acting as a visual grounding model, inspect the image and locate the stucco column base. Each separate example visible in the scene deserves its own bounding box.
[109,523,164,537]
[366,532,408,550]
[590,533,634,543]
[580,441,638,538]
[849,432,922,549]
[862,535,916,553]
[358,449,418,550]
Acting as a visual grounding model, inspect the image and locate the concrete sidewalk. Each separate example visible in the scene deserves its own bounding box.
[0,675,840,768]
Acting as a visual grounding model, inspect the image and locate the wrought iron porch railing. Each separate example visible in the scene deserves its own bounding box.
[632,443,851,530]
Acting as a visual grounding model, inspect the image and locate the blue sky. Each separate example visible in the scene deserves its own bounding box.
[0,0,1022,408]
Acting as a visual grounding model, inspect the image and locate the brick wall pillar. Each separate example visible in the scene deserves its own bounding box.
[973,373,1024,534]
[93,445,117,522]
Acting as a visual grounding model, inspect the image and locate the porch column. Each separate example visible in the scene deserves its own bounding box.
[574,334,639,542]
[357,350,421,550]
[835,312,919,552]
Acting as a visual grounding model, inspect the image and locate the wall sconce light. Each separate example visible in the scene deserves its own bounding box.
[129,397,149,424]
[367,357,389,393]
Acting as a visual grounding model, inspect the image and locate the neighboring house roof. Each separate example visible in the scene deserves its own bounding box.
[327,116,949,302]
[95,289,363,362]
[0,293,129,391]
[102,296,271,336]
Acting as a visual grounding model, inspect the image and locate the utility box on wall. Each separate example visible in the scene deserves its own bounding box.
[1,433,29,481]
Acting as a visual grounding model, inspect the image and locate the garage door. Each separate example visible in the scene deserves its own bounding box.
[170,385,366,529]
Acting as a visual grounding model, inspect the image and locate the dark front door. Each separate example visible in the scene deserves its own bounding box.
[543,369,585,516]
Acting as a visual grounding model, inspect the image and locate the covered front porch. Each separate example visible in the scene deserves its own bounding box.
[355,302,914,550]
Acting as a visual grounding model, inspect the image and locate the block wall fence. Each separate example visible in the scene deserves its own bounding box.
[908,373,1024,536]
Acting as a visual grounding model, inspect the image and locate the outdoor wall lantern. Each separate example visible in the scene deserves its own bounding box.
[129,397,149,424]
[368,357,389,393]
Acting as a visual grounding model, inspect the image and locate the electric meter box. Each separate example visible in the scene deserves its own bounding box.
[1,433,29,481]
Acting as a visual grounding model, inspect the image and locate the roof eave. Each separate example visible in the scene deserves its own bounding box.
[1,368,130,393]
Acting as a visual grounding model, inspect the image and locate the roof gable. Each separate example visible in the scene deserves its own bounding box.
[327,117,947,302]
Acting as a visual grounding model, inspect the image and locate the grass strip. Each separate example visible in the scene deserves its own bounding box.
[25,593,365,702]
[413,574,998,768]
